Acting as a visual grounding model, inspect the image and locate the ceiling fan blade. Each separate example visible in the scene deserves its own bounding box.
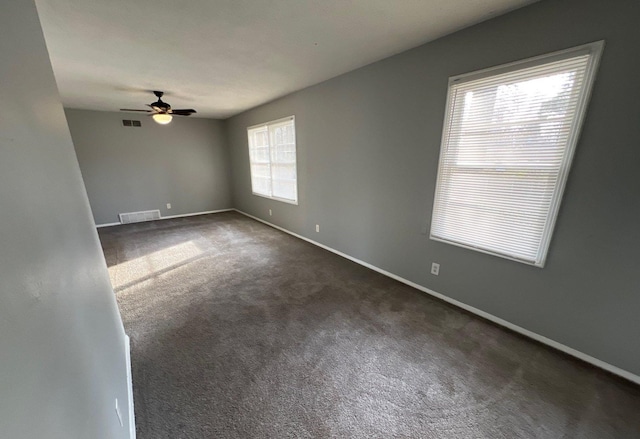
[170,109,196,116]
[122,92,196,117]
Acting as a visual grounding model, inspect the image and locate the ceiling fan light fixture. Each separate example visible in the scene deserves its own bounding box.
[152,113,173,125]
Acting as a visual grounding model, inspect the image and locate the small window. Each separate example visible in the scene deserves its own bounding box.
[247,116,298,204]
[430,42,603,267]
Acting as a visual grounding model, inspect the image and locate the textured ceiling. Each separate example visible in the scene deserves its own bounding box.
[36,0,535,119]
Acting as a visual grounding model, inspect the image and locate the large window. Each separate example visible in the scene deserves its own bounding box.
[430,42,603,267]
[247,116,298,204]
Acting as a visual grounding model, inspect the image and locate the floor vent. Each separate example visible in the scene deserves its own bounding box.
[119,209,161,224]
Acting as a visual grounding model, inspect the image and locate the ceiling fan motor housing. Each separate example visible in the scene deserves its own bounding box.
[152,100,170,111]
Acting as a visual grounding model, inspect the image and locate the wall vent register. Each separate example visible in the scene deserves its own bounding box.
[119,209,161,224]
[122,119,142,127]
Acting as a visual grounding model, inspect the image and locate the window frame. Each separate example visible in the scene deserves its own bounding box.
[247,115,298,205]
[430,41,604,267]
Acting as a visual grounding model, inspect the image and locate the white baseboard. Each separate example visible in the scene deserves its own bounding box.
[96,221,121,228]
[160,209,233,220]
[96,209,233,228]
[234,209,640,386]
[125,335,136,439]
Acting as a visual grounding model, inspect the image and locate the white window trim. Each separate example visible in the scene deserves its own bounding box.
[430,41,604,267]
[246,115,295,132]
[252,192,299,205]
[247,115,298,205]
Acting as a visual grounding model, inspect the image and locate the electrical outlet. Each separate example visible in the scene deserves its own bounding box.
[166,203,171,209]
[431,262,440,276]
[269,209,272,216]
[315,224,320,233]
[115,398,123,427]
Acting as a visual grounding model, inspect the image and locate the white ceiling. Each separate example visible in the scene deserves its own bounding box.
[36,0,535,119]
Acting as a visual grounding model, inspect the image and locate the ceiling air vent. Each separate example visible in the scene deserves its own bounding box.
[122,119,142,127]
[119,209,161,224]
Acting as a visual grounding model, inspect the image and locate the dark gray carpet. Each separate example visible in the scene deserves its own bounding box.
[99,211,640,438]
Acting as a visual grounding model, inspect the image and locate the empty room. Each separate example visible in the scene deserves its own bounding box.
[2,0,640,438]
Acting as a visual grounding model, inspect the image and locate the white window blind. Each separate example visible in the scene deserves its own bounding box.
[430,42,603,267]
[247,116,297,204]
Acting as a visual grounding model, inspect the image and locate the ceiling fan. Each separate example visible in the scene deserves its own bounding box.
[120,91,196,125]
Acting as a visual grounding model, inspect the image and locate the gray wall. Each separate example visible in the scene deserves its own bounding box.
[66,109,231,225]
[0,2,131,438]
[227,0,640,376]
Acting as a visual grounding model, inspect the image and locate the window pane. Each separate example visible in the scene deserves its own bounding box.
[247,117,297,203]
[431,43,602,266]
[272,179,297,201]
